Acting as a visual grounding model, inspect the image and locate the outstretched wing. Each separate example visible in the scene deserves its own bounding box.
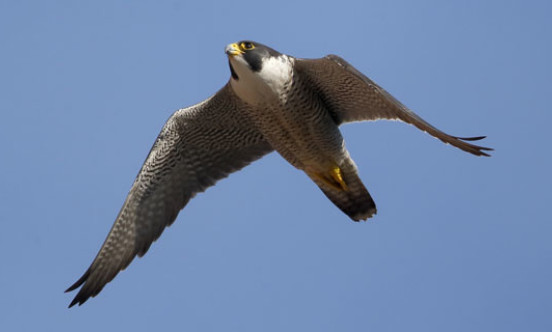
[66,84,273,307]
[295,56,492,156]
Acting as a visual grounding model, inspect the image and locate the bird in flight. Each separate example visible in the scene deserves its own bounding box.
[66,41,492,307]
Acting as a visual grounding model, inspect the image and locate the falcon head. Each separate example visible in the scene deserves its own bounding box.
[225,41,281,77]
[225,41,294,105]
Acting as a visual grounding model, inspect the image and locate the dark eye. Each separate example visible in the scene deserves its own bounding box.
[241,42,255,50]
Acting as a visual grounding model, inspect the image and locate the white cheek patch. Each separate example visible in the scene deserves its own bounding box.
[229,55,293,106]
[258,56,293,91]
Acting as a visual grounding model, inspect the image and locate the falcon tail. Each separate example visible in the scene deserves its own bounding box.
[307,160,377,221]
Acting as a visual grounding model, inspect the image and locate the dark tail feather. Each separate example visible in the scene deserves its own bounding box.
[309,160,376,221]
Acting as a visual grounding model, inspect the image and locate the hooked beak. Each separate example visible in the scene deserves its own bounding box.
[225,43,244,57]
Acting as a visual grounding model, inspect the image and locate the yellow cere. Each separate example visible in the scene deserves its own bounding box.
[229,43,245,56]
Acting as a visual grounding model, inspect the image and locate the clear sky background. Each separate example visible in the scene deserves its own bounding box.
[1,1,550,331]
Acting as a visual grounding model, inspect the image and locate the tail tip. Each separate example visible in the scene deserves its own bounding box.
[352,206,377,221]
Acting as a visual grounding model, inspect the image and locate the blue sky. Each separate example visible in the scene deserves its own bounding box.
[1,0,550,331]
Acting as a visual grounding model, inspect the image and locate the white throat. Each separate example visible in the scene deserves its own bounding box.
[229,55,294,106]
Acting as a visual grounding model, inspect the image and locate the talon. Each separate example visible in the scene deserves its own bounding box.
[330,166,348,191]
[307,166,348,191]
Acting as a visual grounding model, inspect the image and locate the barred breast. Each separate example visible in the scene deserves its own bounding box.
[244,69,347,171]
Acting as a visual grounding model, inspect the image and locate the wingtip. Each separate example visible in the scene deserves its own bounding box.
[67,287,92,308]
[65,283,79,293]
[480,149,493,157]
[476,145,494,157]
[66,268,92,308]
[452,135,493,157]
[456,135,486,141]
[66,268,90,293]
[68,299,79,308]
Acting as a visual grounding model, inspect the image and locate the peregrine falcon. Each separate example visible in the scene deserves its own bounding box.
[66,41,492,307]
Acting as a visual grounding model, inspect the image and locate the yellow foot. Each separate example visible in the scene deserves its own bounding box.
[308,166,349,191]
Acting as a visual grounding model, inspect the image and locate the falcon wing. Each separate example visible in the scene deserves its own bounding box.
[295,56,492,156]
[66,84,272,307]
